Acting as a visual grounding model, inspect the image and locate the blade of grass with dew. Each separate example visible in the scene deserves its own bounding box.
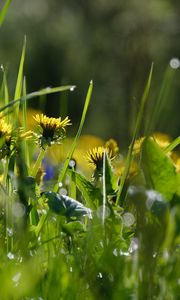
[0,85,76,113]
[145,65,175,135]
[14,36,26,125]
[53,80,93,193]
[164,136,180,154]
[0,0,12,27]
[116,64,154,206]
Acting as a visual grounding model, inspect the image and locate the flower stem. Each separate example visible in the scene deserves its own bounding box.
[30,147,46,177]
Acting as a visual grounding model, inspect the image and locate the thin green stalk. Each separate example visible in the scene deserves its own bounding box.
[30,147,47,178]
[116,64,154,206]
[53,80,93,192]
[102,151,107,226]
[145,66,175,135]
[164,136,180,153]
[0,0,12,27]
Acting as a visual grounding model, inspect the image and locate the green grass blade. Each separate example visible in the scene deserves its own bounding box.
[116,64,154,206]
[0,85,76,113]
[53,80,93,192]
[145,65,175,135]
[14,36,26,124]
[164,136,180,153]
[0,0,12,27]
[0,66,9,115]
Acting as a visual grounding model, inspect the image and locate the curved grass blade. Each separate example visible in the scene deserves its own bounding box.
[164,136,180,154]
[0,0,12,27]
[53,80,93,192]
[0,85,76,113]
[116,64,154,206]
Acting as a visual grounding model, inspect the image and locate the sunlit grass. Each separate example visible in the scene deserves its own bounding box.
[0,41,180,300]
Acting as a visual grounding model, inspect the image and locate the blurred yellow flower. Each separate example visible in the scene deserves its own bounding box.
[133,132,171,155]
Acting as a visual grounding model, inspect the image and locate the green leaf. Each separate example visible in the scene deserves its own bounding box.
[43,191,92,218]
[141,137,178,201]
[62,221,85,235]
[67,169,102,209]
[104,152,118,195]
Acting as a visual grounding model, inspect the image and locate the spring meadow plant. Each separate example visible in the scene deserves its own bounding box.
[0,4,180,300]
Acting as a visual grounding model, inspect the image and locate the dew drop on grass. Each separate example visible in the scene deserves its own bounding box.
[122,212,135,227]
[12,272,21,285]
[59,187,68,196]
[7,227,13,237]
[12,202,26,217]
[129,238,139,253]
[96,205,111,219]
[97,272,103,279]
[70,85,76,91]
[169,58,180,69]
[119,250,130,257]
[113,248,118,257]
[7,252,15,260]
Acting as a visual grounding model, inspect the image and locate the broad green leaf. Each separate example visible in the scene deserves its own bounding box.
[43,191,92,218]
[67,169,102,209]
[141,137,178,201]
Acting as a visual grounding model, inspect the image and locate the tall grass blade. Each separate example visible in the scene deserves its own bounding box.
[145,65,175,135]
[0,0,12,27]
[53,80,93,192]
[116,64,154,206]
[0,85,76,113]
[0,66,9,122]
[14,36,26,124]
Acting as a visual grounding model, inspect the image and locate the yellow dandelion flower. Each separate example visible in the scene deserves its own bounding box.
[0,119,14,159]
[152,132,171,149]
[105,138,119,158]
[0,119,12,137]
[33,114,71,147]
[86,146,114,172]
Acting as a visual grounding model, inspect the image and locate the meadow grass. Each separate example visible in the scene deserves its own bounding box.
[0,21,180,300]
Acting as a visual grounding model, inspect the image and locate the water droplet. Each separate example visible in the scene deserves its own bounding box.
[59,182,63,188]
[59,188,68,196]
[119,250,130,257]
[122,212,135,227]
[68,159,76,169]
[90,80,93,84]
[96,205,111,219]
[97,272,103,279]
[113,248,118,257]
[129,238,139,253]
[12,202,26,217]
[7,227,13,237]
[12,272,21,284]
[70,85,76,91]
[145,190,163,210]
[69,266,73,272]
[7,252,15,260]
[169,58,180,69]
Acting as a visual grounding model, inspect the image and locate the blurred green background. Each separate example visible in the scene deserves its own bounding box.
[0,0,179,147]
